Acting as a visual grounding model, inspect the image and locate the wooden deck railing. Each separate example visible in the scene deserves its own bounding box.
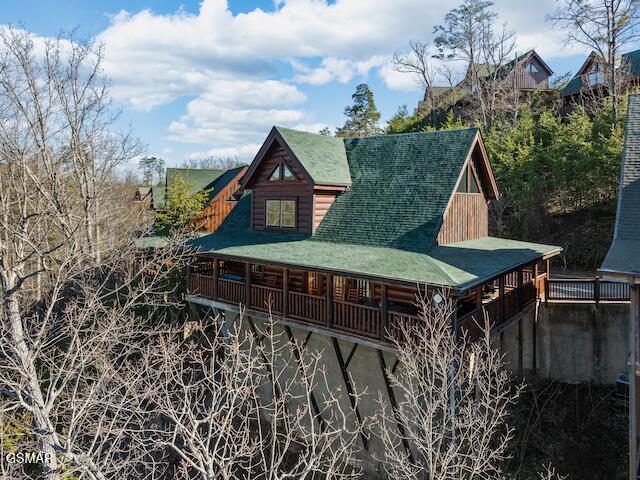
[218,278,244,305]
[187,270,543,344]
[545,277,629,303]
[333,300,380,339]
[250,285,283,314]
[288,291,325,325]
[386,312,422,343]
[188,273,215,298]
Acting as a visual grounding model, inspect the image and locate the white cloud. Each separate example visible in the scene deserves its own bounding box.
[292,122,333,133]
[186,143,262,161]
[9,0,601,160]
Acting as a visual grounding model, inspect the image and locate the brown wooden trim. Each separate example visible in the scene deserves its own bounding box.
[282,267,289,318]
[380,283,388,341]
[213,258,219,300]
[245,262,251,306]
[327,274,334,328]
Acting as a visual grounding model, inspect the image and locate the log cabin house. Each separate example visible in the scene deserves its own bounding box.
[187,126,561,345]
[418,49,554,120]
[599,94,640,479]
[561,48,640,115]
[154,166,248,232]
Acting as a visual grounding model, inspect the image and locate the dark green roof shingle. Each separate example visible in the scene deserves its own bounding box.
[313,128,478,251]
[275,126,351,185]
[190,127,561,290]
[191,197,559,290]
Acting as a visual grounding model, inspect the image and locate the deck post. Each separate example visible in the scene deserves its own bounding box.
[533,263,539,298]
[499,276,505,323]
[517,268,523,310]
[245,262,251,307]
[186,264,191,292]
[213,257,219,300]
[594,276,600,307]
[380,283,388,341]
[327,274,334,328]
[544,276,549,304]
[282,268,289,318]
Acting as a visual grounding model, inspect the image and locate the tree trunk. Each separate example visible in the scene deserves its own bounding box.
[3,290,61,480]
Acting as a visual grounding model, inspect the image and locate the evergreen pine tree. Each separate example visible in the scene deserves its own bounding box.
[337,84,381,137]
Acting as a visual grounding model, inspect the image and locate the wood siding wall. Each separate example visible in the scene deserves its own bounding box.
[312,192,338,232]
[200,167,247,232]
[436,193,488,245]
[512,57,550,90]
[251,144,314,234]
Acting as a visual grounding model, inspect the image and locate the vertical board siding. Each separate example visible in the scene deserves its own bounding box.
[513,57,550,90]
[437,193,488,245]
[199,167,247,232]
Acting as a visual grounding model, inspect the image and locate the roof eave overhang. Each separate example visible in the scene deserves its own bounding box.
[191,249,460,293]
[456,246,563,293]
[598,268,640,284]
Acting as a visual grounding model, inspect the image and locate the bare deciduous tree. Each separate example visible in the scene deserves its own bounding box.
[548,0,640,123]
[0,27,188,479]
[392,41,441,111]
[136,314,363,480]
[374,294,520,479]
[434,0,516,127]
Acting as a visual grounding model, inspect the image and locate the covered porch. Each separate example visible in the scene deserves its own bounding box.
[187,255,550,344]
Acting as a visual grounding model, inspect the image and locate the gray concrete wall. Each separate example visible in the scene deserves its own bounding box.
[498,302,630,384]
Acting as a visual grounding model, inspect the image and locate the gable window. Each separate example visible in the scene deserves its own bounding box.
[267,163,296,181]
[457,165,481,193]
[266,199,296,228]
[457,168,468,193]
[587,63,604,86]
[282,164,295,180]
[526,62,540,74]
[268,166,280,181]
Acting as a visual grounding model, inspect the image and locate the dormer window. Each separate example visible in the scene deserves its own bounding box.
[268,163,296,181]
[266,199,296,228]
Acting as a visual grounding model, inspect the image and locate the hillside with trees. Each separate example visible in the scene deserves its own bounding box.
[334,0,639,272]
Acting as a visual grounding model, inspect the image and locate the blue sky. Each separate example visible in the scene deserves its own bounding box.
[2,0,629,172]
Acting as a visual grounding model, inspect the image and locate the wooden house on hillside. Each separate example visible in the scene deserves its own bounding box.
[561,48,640,115]
[187,126,561,345]
[153,166,248,232]
[418,49,553,121]
[599,94,640,480]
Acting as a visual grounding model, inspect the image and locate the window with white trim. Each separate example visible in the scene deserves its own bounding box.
[266,200,296,228]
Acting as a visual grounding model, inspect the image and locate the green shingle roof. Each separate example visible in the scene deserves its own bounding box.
[190,127,561,290]
[166,168,226,194]
[561,76,584,97]
[600,94,640,276]
[191,196,559,290]
[313,128,478,251]
[275,127,351,185]
[153,167,245,209]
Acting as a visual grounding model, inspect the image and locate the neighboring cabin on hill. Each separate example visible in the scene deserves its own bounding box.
[136,165,247,247]
[417,49,553,121]
[561,48,640,114]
